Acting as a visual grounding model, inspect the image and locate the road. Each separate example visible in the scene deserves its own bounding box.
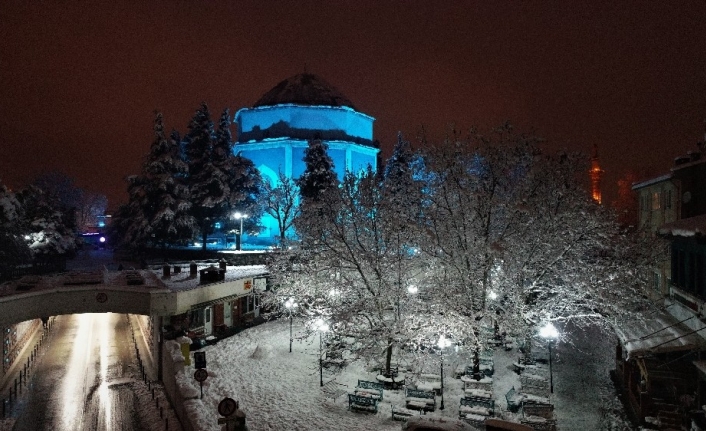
[11,313,148,431]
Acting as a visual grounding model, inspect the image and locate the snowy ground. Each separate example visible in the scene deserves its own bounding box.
[175,319,636,431]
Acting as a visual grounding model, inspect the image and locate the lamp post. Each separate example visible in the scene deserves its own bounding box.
[314,318,329,387]
[437,334,452,410]
[285,298,297,353]
[539,322,559,394]
[233,212,248,251]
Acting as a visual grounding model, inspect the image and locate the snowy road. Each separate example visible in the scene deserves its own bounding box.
[11,313,148,431]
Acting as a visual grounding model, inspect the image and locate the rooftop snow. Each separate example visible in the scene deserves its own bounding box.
[615,312,706,358]
[658,214,706,237]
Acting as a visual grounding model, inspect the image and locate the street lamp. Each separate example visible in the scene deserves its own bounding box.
[437,334,452,410]
[285,298,297,353]
[407,285,418,294]
[314,318,329,387]
[233,212,248,251]
[539,322,559,394]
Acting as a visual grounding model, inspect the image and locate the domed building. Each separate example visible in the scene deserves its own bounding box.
[234,73,379,242]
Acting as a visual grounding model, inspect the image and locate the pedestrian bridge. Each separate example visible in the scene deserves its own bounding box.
[0,265,269,327]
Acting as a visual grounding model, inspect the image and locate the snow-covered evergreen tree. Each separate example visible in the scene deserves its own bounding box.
[142,115,195,248]
[183,105,263,250]
[184,103,225,249]
[16,185,78,258]
[296,139,338,204]
[0,181,31,267]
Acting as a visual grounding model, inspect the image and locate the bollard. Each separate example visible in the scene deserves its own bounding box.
[165,418,168,431]
[156,398,159,408]
[152,388,155,399]
[160,406,163,419]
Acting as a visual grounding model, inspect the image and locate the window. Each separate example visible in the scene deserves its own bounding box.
[640,193,648,211]
[653,271,661,291]
[652,192,661,210]
[665,189,672,210]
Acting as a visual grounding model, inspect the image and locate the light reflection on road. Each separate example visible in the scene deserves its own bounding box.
[12,313,144,431]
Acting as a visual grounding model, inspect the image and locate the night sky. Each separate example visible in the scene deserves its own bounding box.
[2,1,706,209]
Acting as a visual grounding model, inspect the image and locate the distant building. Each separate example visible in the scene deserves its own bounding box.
[614,134,706,428]
[234,74,380,244]
[589,144,604,204]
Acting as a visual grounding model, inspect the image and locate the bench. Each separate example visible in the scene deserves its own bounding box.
[405,388,436,412]
[521,415,557,431]
[322,349,346,368]
[520,374,550,397]
[348,394,378,413]
[522,401,554,420]
[505,386,522,413]
[391,405,418,421]
[462,375,493,392]
[459,396,495,416]
[376,369,406,389]
[354,380,384,400]
[416,373,442,394]
[322,379,347,402]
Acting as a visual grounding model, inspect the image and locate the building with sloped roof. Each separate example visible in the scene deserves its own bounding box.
[234,74,379,243]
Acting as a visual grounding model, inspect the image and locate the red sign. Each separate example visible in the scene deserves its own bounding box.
[244,280,252,290]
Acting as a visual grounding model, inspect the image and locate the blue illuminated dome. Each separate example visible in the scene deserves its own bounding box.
[234,73,379,242]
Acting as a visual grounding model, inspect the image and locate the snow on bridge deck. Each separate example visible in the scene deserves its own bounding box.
[0,264,268,327]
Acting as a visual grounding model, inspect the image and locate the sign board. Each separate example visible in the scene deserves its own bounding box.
[244,280,252,291]
[194,351,206,369]
[218,397,238,417]
[194,368,208,382]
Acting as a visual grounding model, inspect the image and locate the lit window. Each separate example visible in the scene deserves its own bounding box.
[652,192,661,210]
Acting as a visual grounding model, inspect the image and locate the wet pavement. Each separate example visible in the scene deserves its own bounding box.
[9,313,148,431]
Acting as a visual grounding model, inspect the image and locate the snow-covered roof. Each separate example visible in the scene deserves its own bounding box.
[150,264,268,292]
[615,312,706,359]
[631,173,672,190]
[658,214,706,238]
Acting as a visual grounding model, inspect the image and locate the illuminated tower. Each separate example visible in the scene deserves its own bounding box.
[590,144,604,204]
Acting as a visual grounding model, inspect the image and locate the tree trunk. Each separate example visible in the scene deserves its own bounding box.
[385,337,393,374]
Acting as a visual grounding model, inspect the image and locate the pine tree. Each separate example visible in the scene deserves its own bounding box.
[183,105,264,250]
[296,139,338,206]
[0,181,31,266]
[184,103,225,250]
[142,114,195,249]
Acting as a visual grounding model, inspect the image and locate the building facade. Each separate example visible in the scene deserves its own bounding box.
[234,74,380,243]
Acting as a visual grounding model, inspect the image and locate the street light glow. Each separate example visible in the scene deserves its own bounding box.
[407,285,418,294]
[314,318,329,332]
[285,298,297,310]
[540,322,559,340]
[437,334,451,349]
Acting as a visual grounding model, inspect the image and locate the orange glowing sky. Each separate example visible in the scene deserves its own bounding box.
[2,1,705,209]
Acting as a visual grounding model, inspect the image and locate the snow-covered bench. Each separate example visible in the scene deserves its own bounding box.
[391,405,418,421]
[459,395,494,417]
[348,394,378,413]
[354,380,384,400]
[462,375,493,392]
[522,401,554,420]
[376,370,406,389]
[405,388,436,412]
[521,415,557,431]
[521,373,550,397]
[416,373,442,394]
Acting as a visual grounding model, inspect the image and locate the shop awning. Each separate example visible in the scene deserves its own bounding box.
[615,312,706,359]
